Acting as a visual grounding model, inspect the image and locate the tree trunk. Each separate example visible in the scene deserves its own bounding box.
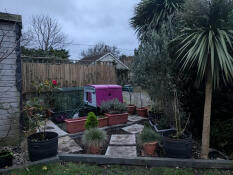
[201,69,213,159]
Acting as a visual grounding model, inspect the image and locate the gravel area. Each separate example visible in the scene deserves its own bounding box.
[123,90,152,107]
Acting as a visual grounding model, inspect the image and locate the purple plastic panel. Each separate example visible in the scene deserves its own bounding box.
[88,84,123,107]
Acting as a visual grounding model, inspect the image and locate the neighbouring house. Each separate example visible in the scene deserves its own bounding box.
[0,12,22,145]
[79,53,130,84]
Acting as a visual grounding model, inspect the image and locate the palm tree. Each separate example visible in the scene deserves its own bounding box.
[175,0,233,159]
[130,0,184,38]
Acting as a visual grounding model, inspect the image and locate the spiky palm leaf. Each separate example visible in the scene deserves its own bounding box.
[175,0,233,88]
[130,0,184,37]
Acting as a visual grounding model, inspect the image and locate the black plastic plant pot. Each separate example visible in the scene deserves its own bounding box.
[163,134,192,158]
[28,132,58,161]
[149,120,176,136]
[0,151,13,168]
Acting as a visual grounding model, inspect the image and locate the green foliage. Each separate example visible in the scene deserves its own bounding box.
[6,162,232,175]
[81,128,107,147]
[21,47,70,59]
[85,112,98,130]
[23,80,57,137]
[174,0,233,88]
[137,127,161,145]
[157,117,171,130]
[132,31,174,119]
[130,0,184,38]
[211,119,233,155]
[100,99,127,114]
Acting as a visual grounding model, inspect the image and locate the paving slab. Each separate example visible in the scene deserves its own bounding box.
[40,120,68,137]
[122,124,144,134]
[105,146,137,157]
[109,134,136,145]
[128,115,146,122]
[58,136,82,153]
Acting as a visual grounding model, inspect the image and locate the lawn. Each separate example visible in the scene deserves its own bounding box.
[3,162,233,175]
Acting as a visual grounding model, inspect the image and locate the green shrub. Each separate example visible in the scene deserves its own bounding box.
[100,99,127,114]
[157,117,171,130]
[82,128,107,147]
[211,119,233,155]
[137,127,161,146]
[85,112,98,130]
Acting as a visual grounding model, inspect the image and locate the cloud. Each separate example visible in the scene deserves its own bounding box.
[1,0,140,59]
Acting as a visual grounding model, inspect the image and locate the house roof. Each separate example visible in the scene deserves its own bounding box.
[79,53,129,70]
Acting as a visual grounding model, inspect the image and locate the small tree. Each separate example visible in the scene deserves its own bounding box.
[85,112,98,130]
[26,15,67,51]
[132,31,174,117]
[174,0,233,158]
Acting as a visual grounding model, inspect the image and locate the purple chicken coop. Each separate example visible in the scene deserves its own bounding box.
[84,84,123,107]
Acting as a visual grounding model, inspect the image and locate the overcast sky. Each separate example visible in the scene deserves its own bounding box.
[1,0,140,59]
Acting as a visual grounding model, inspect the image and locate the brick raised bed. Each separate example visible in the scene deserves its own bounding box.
[65,116,109,134]
[98,117,108,128]
[65,117,87,133]
[105,113,128,126]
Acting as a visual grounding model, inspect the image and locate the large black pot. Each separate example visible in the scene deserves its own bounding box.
[0,151,13,168]
[163,134,192,158]
[28,132,58,161]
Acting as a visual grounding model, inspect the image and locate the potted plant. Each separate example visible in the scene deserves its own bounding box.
[163,90,192,158]
[82,128,107,154]
[137,126,161,156]
[136,90,147,117]
[100,99,128,126]
[127,90,136,114]
[23,80,59,161]
[0,150,13,168]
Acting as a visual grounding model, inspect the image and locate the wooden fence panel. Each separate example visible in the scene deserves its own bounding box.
[22,63,117,93]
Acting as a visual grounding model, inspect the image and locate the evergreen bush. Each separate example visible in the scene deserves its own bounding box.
[85,112,98,130]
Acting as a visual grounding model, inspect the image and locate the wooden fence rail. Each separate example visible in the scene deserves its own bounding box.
[22,63,117,93]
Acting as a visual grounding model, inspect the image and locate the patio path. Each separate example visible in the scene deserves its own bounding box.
[105,134,137,157]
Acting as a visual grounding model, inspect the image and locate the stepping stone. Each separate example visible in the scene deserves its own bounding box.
[105,146,137,157]
[58,136,82,153]
[40,120,68,137]
[122,124,144,134]
[109,134,136,145]
[128,115,146,122]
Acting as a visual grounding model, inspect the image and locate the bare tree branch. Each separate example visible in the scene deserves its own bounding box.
[81,42,120,58]
[28,15,67,51]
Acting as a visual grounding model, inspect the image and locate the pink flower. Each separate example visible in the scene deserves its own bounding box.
[52,80,57,85]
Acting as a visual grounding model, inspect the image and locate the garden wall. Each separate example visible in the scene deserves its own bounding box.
[0,13,22,145]
[22,63,117,93]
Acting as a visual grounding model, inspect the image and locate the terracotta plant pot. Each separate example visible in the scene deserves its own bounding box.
[128,105,136,114]
[89,146,100,154]
[104,113,128,126]
[98,117,108,128]
[64,116,87,133]
[136,107,148,117]
[143,141,158,156]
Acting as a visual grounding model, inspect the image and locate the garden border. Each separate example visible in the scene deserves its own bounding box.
[59,153,233,170]
[0,156,59,174]
[1,153,233,173]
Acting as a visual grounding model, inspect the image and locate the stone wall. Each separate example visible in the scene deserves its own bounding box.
[0,12,22,145]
